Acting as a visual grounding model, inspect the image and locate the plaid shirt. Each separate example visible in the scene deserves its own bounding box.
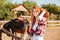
[29,17,46,36]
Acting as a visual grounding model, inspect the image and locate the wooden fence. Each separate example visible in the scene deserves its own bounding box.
[47,20,60,27]
[0,20,60,40]
[0,20,60,27]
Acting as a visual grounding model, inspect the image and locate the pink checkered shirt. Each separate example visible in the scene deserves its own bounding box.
[29,17,46,37]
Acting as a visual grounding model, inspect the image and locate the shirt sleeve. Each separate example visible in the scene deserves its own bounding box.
[35,18,46,35]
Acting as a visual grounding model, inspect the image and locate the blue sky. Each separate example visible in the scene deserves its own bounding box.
[11,0,60,6]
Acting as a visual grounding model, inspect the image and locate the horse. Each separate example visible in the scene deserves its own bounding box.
[2,18,30,40]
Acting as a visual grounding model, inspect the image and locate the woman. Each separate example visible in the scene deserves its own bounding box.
[29,6,49,40]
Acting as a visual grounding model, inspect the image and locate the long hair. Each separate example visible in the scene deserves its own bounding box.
[31,6,41,21]
[31,6,49,22]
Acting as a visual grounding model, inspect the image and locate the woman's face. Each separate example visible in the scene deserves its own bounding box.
[33,9,39,17]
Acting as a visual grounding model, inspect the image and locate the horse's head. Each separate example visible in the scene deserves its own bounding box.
[13,18,29,28]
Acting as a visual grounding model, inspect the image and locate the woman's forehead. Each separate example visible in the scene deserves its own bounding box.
[33,8,37,11]
[33,8,41,13]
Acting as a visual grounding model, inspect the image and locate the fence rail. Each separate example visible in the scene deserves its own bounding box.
[0,20,60,27]
[47,20,60,27]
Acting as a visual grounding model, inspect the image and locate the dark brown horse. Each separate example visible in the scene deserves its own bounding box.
[3,18,30,40]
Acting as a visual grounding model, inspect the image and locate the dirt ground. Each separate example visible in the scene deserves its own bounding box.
[1,27,60,40]
[44,27,60,40]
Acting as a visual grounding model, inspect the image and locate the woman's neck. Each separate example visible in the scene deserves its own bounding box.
[35,17,38,22]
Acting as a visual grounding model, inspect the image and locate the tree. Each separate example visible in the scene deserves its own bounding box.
[0,0,16,20]
[22,1,37,15]
[41,4,60,20]
[0,0,7,20]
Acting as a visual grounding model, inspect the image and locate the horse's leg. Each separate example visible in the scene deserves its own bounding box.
[23,27,28,40]
[27,24,32,40]
[0,30,2,40]
[12,32,17,40]
[20,34,27,40]
[14,32,21,40]
[24,33,28,40]
[12,30,14,40]
[14,32,16,40]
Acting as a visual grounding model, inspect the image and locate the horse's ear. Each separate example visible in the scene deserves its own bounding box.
[14,19,20,22]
